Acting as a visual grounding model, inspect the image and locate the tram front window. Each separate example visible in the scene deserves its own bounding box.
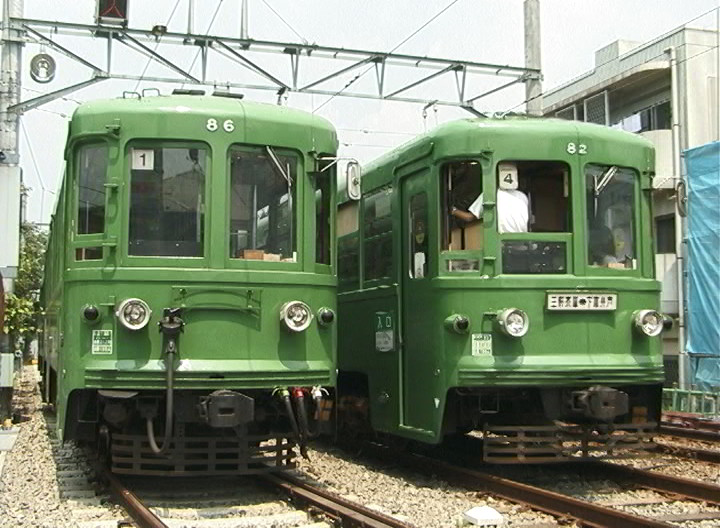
[586,164,636,269]
[128,145,206,257]
[229,146,297,261]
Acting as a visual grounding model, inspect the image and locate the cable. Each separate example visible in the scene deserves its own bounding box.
[338,127,417,136]
[261,0,308,44]
[133,0,182,92]
[181,0,225,89]
[312,0,462,114]
[505,7,720,115]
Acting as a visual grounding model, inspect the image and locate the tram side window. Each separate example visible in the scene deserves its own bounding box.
[128,146,206,257]
[315,169,332,265]
[337,200,359,291]
[363,187,393,282]
[76,144,108,235]
[586,164,636,269]
[410,193,428,279]
[229,147,297,261]
[442,161,483,251]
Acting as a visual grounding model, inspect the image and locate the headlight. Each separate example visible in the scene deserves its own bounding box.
[115,298,152,331]
[497,308,529,338]
[280,301,313,332]
[633,309,663,337]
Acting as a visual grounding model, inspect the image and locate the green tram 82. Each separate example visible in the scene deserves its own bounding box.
[39,93,338,475]
[336,117,669,463]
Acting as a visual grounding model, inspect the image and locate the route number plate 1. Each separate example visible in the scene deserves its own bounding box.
[472,333,492,356]
[131,148,154,170]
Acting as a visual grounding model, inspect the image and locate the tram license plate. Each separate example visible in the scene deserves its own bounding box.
[546,293,617,311]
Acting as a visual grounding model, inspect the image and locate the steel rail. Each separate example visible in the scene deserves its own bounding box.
[660,424,720,443]
[351,441,672,528]
[588,460,720,505]
[653,443,720,463]
[261,472,412,528]
[99,466,168,528]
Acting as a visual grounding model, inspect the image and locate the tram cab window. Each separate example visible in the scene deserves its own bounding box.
[229,146,297,262]
[498,160,570,274]
[363,187,393,282]
[586,164,636,269]
[76,144,108,235]
[128,146,206,257]
[314,166,332,265]
[410,193,428,279]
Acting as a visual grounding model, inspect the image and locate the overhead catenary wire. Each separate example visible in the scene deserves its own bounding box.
[132,0,182,92]
[261,0,308,44]
[504,6,720,115]
[180,0,225,89]
[312,0,462,114]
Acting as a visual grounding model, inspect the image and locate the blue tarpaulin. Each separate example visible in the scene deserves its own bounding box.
[685,141,720,390]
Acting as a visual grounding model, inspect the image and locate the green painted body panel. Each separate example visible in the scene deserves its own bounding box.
[338,117,662,443]
[40,95,338,440]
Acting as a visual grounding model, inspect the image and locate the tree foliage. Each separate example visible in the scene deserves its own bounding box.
[4,223,48,350]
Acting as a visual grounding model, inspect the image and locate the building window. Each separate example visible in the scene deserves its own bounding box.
[655,214,675,253]
[615,100,671,133]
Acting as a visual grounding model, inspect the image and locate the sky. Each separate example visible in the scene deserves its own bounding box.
[10,0,720,223]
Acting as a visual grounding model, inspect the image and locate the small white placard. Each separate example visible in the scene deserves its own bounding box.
[91,330,113,355]
[131,148,154,170]
[471,333,492,356]
[498,162,518,190]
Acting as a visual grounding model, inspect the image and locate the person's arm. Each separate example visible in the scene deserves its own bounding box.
[451,206,477,223]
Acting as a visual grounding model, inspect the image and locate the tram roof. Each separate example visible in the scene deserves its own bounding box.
[363,116,653,174]
[69,94,336,136]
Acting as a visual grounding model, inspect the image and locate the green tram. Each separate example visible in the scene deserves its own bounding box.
[39,93,338,475]
[336,117,668,462]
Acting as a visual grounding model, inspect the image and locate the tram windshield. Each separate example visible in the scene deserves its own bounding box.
[229,146,297,261]
[586,164,636,269]
[128,145,207,257]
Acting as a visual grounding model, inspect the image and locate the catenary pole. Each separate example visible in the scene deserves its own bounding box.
[524,0,542,115]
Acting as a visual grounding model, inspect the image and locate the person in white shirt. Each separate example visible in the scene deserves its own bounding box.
[452,188,529,233]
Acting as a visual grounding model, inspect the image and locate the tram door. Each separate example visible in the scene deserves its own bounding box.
[400,169,437,433]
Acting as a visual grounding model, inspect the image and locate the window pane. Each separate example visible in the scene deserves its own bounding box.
[364,187,393,281]
[586,164,636,269]
[229,147,296,261]
[129,147,206,257]
[315,172,332,265]
[410,193,428,279]
[337,201,359,290]
[502,240,566,273]
[77,144,108,234]
[442,161,482,250]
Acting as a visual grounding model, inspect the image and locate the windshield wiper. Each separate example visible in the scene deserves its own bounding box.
[265,146,292,186]
[594,165,618,196]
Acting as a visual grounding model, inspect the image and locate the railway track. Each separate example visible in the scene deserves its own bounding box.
[338,437,720,528]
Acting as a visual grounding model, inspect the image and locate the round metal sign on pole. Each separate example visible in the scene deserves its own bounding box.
[30,53,56,83]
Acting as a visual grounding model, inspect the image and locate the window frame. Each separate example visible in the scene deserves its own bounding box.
[582,162,642,276]
[72,141,109,264]
[224,143,303,271]
[122,140,211,267]
[362,185,394,287]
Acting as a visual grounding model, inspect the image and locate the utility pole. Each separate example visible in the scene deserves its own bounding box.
[0,0,23,293]
[240,0,249,40]
[524,0,542,115]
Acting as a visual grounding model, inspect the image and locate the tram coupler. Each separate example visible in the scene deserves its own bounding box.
[158,307,185,353]
[569,385,629,421]
[198,390,254,428]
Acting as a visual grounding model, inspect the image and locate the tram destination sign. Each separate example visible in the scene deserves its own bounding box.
[546,292,617,311]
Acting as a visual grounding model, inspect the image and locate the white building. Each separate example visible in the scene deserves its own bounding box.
[542,27,720,384]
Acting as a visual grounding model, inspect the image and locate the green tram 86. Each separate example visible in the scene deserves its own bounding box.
[336,117,669,462]
[39,93,338,475]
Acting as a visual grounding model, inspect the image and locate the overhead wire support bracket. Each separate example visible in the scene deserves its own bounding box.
[22,25,104,74]
[117,32,200,84]
[8,75,109,114]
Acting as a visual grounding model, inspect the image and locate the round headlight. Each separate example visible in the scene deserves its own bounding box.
[633,309,663,337]
[280,301,313,332]
[115,298,152,331]
[497,308,529,338]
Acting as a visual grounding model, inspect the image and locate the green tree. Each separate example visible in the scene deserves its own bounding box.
[4,222,48,359]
